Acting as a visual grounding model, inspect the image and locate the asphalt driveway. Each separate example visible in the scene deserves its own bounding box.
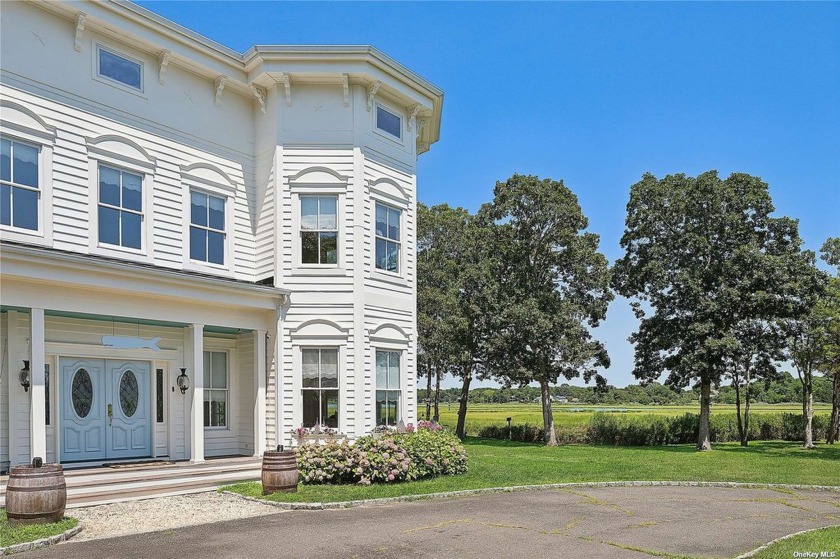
[29,486,840,559]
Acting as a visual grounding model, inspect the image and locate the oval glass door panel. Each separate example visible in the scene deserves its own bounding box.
[72,368,93,418]
[119,370,139,417]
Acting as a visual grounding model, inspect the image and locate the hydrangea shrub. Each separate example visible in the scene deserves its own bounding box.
[296,428,467,485]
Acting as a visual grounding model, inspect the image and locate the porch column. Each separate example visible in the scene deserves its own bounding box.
[186,324,205,463]
[254,330,267,456]
[30,308,47,461]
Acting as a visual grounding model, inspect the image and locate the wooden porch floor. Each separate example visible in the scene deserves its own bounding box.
[0,456,262,508]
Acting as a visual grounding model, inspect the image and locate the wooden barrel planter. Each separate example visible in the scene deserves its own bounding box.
[6,463,67,526]
[261,449,298,495]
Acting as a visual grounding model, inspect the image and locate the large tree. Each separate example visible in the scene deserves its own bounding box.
[612,171,811,450]
[480,174,612,446]
[818,238,840,443]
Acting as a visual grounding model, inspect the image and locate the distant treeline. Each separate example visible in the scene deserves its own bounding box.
[430,374,835,406]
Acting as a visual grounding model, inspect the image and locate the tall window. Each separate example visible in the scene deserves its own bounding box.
[301,348,339,428]
[203,351,228,428]
[375,203,401,273]
[1,138,39,231]
[98,164,142,249]
[376,350,401,426]
[156,368,165,423]
[190,190,225,265]
[300,196,337,265]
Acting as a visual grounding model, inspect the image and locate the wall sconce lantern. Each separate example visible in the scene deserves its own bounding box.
[19,360,31,392]
[176,367,190,394]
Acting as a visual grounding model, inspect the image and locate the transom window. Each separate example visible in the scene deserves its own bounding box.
[190,190,226,265]
[301,196,337,265]
[376,105,402,139]
[301,348,339,428]
[376,350,401,426]
[203,351,228,428]
[1,138,39,231]
[98,164,143,249]
[97,46,142,91]
[375,203,401,273]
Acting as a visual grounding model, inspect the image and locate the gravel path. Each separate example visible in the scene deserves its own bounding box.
[69,492,284,542]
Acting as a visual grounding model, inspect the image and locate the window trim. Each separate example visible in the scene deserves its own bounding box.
[373,101,404,144]
[93,43,146,96]
[291,191,345,274]
[375,348,403,427]
[203,349,231,430]
[299,194,339,267]
[374,201,403,276]
[186,187,230,271]
[0,132,53,246]
[299,347,341,429]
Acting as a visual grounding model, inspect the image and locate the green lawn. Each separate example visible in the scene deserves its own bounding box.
[436,403,832,434]
[223,438,840,504]
[0,509,77,548]
[748,526,840,558]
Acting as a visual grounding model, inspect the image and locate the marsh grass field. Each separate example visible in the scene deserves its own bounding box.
[435,402,833,435]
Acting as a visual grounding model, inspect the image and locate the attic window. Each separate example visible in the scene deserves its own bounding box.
[97,45,143,91]
[376,105,402,139]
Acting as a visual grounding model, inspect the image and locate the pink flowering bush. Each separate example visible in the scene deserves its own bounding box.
[416,420,444,432]
[296,429,467,486]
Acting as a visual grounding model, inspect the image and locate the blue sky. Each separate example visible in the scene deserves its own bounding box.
[139,1,840,388]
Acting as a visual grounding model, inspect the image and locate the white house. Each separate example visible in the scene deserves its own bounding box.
[0,0,442,472]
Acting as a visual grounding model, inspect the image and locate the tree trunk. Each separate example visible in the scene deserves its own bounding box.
[540,379,558,446]
[455,371,472,440]
[433,364,442,423]
[425,362,433,421]
[697,379,712,451]
[743,376,752,447]
[803,374,815,449]
[828,371,840,445]
[734,376,745,447]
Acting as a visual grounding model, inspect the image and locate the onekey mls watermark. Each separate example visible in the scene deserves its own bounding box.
[792,552,837,558]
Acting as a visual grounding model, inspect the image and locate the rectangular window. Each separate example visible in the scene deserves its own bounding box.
[376,350,401,426]
[45,365,50,426]
[300,196,338,265]
[97,46,142,91]
[203,351,228,428]
[375,203,401,273]
[301,348,339,428]
[0,138,39,231]
[156,368,165,423]
[190,190,226,265]
[376,105,402,139]
[98,164,143,249]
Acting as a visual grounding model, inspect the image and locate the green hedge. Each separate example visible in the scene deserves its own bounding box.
[477,412,831,445]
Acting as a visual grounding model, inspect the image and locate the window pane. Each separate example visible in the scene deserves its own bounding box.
[1,184,11,226]
[376,351,388,388]
[320,232,337,264]
[12,143,38,188]
[376,390,387,425]
[121,210,142,249]
[208,195,225,230]
[208,231,225,265]
[210,390,226,427]
[203,397,210,427]
[376,106,402,138]
[302,349,319,388]
[320,349,338,388]
[122,172,142,211]
[212,352,227,389]
[301,231,318,264]
[319,196,336,230]
[190,227,207,261]
[300,197,318,230]
[12,186,38,230]
[0,139,10,182]
[375,204,387,237]
[375,238,387,270]
[388,208,401,241]
[203,351,211,387]
[98,206,120,245]
[156,369,164,423]
[322,390,339,428]
[302,390,320,427]
[191,191,207,226]
[99,166,121,206]
[388,392,399,426]
[388,353,400,389]
[99,48,142,89]
[386,241,399,273]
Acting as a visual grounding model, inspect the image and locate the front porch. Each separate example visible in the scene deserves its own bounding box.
[0,456,262,508]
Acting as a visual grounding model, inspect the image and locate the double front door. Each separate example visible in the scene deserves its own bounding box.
[60,358,151,462]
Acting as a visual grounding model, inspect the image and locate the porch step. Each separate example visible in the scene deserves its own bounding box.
[0,458,262,508]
